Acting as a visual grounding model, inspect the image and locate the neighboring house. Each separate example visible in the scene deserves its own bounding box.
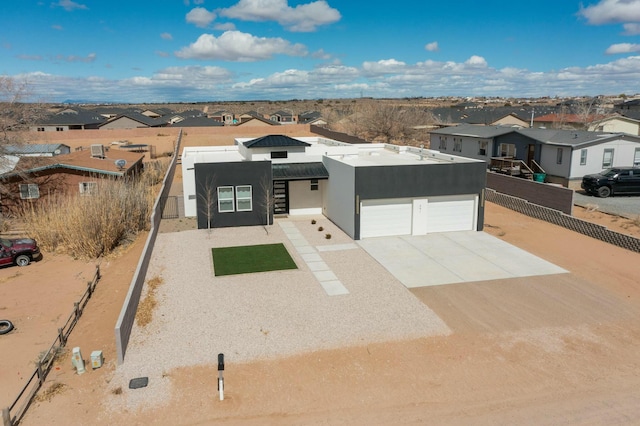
[614,99,640,111]
[209,110,235,125]
[269,110,297,124]
[430,124,640,188]
[298,111,328,126]
[32,108,106,131]
[588,115,640,135]
[98,112,167,129]
[4,144,71,157]
[235,112,281,127]
[430,106,543,127]
[532,113,608,130]
[169,116,224,128]
[182,135,486,239]
[0,147,144,214]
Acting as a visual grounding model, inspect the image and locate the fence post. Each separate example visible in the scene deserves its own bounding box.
[36,363,44,386]
[58,328,66,347]
[2,407,11,426]
[74,302,80,318]
[96,265,101,280]
[87,281,93,298]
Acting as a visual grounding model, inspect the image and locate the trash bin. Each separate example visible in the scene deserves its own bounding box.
[533,173,546,182]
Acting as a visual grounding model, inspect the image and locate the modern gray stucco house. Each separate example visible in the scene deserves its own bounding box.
[430,124,640,188]
[182,135,487,240]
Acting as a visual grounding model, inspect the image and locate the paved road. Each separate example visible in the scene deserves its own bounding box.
[574,190,640,218]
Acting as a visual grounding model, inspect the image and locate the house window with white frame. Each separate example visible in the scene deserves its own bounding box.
[580,149,588,166]
[453,138,462,152]
[19,184,40,200]
[556,148,563,164]
[602,148,614,168]
[79,182,97,195]
[478,141,488,156]
[217,186,235,213]
[634,147,640,166]
[499,143,516,157]
[235,185,252,212]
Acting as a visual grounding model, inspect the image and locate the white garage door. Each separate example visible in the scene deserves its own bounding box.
[360,198,412,238]
[425,195,477,233]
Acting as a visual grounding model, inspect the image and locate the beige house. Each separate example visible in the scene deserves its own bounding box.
[588,115,640,135]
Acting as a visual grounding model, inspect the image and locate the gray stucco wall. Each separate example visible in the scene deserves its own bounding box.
[353,161,487,239]
[194,161,272,228]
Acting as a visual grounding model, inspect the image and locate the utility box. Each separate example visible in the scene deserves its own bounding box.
[90,350,104,369]
[71,347,85,375]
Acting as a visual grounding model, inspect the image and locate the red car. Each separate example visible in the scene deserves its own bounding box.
[0,237,40,267]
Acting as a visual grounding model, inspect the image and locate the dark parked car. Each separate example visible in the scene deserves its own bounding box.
[581,167,640,198]
[0,237,40,267]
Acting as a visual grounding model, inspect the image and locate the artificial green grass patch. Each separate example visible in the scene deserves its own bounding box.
[212,243,297,276]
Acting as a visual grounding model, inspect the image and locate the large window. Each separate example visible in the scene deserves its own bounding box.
[79,182,97,196]
[235,185,253,212]
[556,148,563,164]
[634,147,640,166]
[217,186,235,213]
[499,143,516,157]
[580,149,588,166]
[602,148,614,168]
[19,184,40,200]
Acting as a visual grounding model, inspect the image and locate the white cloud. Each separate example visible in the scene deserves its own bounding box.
[14,54,640,102]
[214,22,236,31]
[311,48,332,60]
[52,0,87,11]
[220,0,341,32]
[175,31,307,61]
[605,42,640,54]
[578,0,640,25]
[160,32,173,40]
[362,59,407,75]
[425,41,439,52]
[186,7,217,28]
[465,55,488,67]
[52,25,63,31]
[622,22,640,34]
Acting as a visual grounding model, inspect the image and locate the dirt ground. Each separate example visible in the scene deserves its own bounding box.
[0,200,634,425]
[3,128,640,424]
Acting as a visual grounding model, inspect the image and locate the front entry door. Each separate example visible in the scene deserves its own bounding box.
[273,180,289,214]
[527,144,535,167]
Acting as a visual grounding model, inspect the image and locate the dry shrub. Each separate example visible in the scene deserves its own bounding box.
[136,276,164,327]
[35,382,67,402]
[20,176,157,259]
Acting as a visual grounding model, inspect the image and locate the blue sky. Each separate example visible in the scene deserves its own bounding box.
[2,0,640,102]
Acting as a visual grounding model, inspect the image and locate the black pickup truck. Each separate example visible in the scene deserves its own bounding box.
[581,167,640,198]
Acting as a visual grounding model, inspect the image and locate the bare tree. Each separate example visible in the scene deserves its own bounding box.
[260,175,274,235]
[197,175,217,235]
[0,76,44,150]
[573,97,602,130]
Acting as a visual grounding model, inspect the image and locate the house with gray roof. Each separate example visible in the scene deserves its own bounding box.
[430,124,640,188]
[32,108,106,131]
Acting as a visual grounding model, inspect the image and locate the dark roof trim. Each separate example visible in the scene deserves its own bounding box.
[245,135,310,148]
[271,162,328,180]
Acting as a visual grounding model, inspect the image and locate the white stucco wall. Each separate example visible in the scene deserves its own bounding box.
[322,156,356,239]
[289,180,324,215]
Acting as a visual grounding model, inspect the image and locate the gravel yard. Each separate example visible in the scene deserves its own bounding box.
[107,217,449,412]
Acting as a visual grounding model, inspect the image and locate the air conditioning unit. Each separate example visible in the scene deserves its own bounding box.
[90,144,105,158]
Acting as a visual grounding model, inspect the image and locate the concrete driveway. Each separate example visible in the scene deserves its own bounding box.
[358,231,567,288]
[574,190,640,219]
